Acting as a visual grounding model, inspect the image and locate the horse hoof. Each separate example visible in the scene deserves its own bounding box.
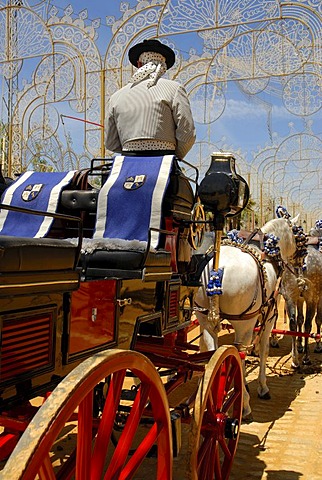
[242,413,253,424]
[291,363,300,369]
[248,349,259,357]
[302,358,312,366]
[258,391,271,400]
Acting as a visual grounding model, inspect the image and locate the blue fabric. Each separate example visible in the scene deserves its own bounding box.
[0,170,75,237]
[94,155,174,248]
[206,268,224,296]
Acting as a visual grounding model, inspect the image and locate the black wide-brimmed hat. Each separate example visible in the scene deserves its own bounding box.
[128,39,175,69]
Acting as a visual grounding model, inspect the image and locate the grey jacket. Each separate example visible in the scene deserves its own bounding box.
[105,77,196,159]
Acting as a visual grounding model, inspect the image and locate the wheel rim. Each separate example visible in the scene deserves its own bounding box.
[1,349,173,480]
[189,199,205,250]
[188,346,243,480]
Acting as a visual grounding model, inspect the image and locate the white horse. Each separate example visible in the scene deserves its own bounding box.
[194,216,298,420]
[280,222,322,368]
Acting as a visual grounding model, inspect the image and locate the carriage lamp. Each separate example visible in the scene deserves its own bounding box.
[198,152,249,229]
[197,152,250,322]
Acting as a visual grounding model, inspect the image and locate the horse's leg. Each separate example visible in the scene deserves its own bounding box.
[269,314,279,348]
[314,298,322,353]
[229,317,258,421]
[270,294,282,348]
[285,298,300,368]
[197,317,218,352]
[200,328,218,352]
[296,297,305,353]
[255,312,277,400]
[302,300,315,365]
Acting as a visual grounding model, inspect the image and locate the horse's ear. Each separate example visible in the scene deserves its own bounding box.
[290,213,300,225]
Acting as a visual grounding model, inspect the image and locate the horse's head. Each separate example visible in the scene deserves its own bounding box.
[261,217,298,262]
[309,219,322,237]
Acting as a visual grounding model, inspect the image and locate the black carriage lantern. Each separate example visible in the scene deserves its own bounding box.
[198,152,249,229]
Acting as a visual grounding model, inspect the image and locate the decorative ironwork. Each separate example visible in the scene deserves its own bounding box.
[0,0,320,228]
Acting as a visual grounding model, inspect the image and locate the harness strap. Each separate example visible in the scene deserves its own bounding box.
[194,301,262,320]
[243,227,265,249]
[198,241,281,322]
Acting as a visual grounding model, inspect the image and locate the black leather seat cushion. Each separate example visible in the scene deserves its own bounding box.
[82,249,170,271]
[0,236,78,272]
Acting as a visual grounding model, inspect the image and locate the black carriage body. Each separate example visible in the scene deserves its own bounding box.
[0,159,197,409]
[0,275,194,410]
[0,154,247,478]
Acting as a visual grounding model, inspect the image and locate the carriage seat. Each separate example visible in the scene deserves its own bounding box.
[54,155,195,280]
[60,171,195,222]
[58,165,195,233]
[60,189,98,212]
[80,247,171,281]
[58,190,172,280]
[162,163,195,222]
[0,236,78,273]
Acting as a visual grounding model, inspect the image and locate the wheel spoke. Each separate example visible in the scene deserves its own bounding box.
[205,437,216,479]
[188,347,243,480]
[76,391,94,480]
[224,359,238,393]
[205,382,217,422]
[219,436,233,460]
[38,455,56,480]
[119,421,160,480]
[197,435,212,471]
[222,387,242,414]
[214,440,223,480]
[91,370,126,479]
[215,359,229,410]
[198,436,216,479]
[104,382,151,478]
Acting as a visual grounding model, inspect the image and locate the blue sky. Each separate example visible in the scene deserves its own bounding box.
[1,0,321,209]
[50,0,321,167]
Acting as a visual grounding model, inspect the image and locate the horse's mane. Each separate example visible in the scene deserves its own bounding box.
[261,217,296,260]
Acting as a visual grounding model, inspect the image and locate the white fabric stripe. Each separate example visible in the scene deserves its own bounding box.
[93,156,125,239]
[150,155,174,248]
[36,170,76,237]
[0,171,34,230]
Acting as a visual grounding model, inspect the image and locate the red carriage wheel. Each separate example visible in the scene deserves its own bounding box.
[189,198,205,250]
[187,346,243,480]
[1,349,172,480]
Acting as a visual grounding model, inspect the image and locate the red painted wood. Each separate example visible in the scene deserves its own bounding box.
[1,350,172,479]
[69,279,117,355]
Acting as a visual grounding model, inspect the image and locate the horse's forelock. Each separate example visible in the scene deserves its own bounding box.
[261,217,296,260]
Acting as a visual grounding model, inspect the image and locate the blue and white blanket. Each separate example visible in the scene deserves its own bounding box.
[0,170,75,237]
[94,155,174,248]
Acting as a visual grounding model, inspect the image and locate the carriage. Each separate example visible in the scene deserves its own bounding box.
[0,152,249,479]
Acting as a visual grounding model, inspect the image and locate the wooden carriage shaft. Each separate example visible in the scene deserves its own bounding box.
[213,229,223,270]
